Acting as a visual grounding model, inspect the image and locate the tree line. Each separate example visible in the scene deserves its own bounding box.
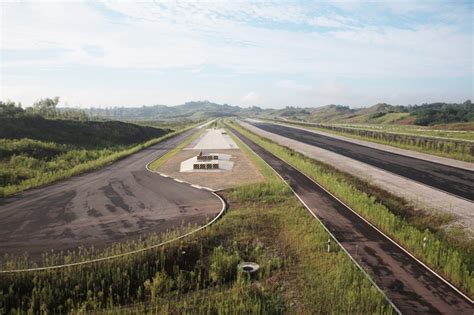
[0,98,89,121]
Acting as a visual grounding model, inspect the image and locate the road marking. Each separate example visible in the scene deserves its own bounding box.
[201,186,215,191]
[0,127,227,274]
[230,123,474,305]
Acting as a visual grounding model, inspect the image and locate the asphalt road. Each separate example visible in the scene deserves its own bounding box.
[248,121,474,201]
[0,128,223,263]
[228,125,473,314]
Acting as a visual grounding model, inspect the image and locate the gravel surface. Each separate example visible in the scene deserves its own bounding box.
[158,149,264,190]
[190,128,238,150]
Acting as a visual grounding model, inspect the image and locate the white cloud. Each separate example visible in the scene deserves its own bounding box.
[276,80,312,91]
[1,1,471,107]
[241,91,263,104]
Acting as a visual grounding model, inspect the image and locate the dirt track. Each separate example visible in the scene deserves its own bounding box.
[0,129,223,263]
[228,124,473,314]
[248,121,474,201]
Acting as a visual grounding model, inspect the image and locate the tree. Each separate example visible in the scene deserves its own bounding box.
[0,101,24,117]
[31,97,60,118]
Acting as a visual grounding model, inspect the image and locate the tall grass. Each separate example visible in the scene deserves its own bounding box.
[147,127,206,171]
[0,182,394,314]
[0,127,193,197]
[230,120,474,297]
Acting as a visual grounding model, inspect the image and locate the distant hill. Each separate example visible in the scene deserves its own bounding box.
[60,99,473,127]
[81,101,267,121]
[267,101,473,126]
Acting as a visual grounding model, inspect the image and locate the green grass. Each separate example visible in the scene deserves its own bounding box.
[268,119,474,162]
[224,125,279,182]
[146,127,206,171]
[0,121,394,314]
[0,127,194,197]
[371,112,410,124]
[0,116,172,148]
[230,120,474,297]
[0,182,394,314]
[338,122,474,141]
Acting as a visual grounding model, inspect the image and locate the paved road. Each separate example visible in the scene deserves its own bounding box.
[0,129,223,263]
[248,121,474,201]
[228,125,473,314]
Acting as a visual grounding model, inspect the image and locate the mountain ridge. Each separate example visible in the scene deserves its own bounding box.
[60,100,472,126]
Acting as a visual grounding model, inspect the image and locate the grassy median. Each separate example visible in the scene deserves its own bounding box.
[229,119,474,297]
[267,119,474,162]
[0,121,395,314]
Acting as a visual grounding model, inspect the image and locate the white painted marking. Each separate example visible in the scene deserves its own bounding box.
[233,124,473,305]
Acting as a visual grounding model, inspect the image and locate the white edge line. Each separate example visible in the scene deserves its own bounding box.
[0,129,226,274]
[234,121,474,305]
[226,125,402,314]
[174,178,184,183]
[245,120,474,203]
[265,118,474,171]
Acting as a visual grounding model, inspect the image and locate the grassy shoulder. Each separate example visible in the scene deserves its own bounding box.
[224,127,279,182]
[267,119,474,162]
[0,124,194,197]
[147,127,206,171]
[0,182,394,314]
[230,120,474,297]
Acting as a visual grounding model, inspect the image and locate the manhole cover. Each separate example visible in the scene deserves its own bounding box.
[238,262,260,273]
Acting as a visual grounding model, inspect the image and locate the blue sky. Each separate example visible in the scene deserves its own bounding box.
[1,0,472,108]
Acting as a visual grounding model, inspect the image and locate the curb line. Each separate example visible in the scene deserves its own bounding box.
[0,129,226,274]
[225,124,402,314]
[237,121,474,304]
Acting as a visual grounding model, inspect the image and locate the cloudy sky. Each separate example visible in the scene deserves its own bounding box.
[1,0,472,108]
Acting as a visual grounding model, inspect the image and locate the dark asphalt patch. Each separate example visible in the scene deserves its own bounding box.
[228,124,473,314]
[251,121,474,201]
[0,129,222,263]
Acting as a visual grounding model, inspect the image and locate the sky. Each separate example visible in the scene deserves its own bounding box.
[1,0,473,109]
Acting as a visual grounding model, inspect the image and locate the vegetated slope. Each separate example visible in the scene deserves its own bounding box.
[0,115,170,148]
[0,116,171,195]
[83,101,266,121]
[68,99,473,128]
[269,100,473,126]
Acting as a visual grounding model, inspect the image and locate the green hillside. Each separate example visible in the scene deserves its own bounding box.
[0,101,173,196]
[268,101,473,126]
[0,116,170,148]
[84,101,246,121]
